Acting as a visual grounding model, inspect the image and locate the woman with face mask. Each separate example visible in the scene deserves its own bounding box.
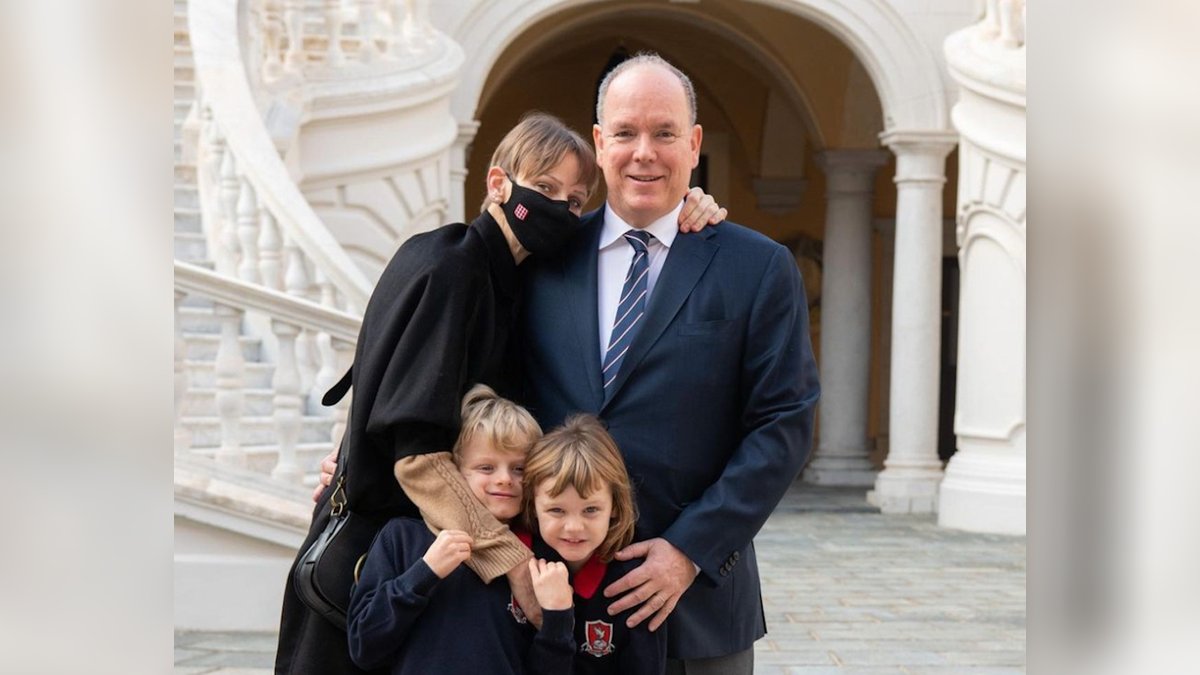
[275,112,724,675]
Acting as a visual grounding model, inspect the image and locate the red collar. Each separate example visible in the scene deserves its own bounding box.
[520,529,608,600]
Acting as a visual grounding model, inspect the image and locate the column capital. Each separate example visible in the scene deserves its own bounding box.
[817,149,890,195]
[880,129,958,186]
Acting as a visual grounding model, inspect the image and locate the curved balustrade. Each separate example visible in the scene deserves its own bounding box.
[189,0,374,309]
[175,260,360,483]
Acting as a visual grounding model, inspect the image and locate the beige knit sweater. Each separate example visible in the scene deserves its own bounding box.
[393,451,532,582]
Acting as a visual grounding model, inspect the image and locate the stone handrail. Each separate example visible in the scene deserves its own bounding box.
[188,0,373,309]
[175,260,362,343]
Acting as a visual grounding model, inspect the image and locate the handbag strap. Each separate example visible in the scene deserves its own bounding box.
[328,370,355,516]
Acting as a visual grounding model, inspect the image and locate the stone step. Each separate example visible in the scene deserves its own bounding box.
[175,164,196,182]
[186,359,273,389]
[183,386,277,417]
[174,207,201,233]
[175,82,194,100]
[174,231,209,261]
[183,332,263,361]
[176,305,220,334]
[183,441,333,478]
[175,185,199,209]
[174,100,193,121]
[180,414,334,447]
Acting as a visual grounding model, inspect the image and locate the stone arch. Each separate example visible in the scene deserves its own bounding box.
[450,0,949,135]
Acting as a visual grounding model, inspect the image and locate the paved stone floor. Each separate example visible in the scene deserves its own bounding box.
[175,486,1026,674]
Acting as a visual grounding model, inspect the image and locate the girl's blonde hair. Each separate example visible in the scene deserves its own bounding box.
[451,384,542,465]
[521,414,637,562]
[480,112,599,212]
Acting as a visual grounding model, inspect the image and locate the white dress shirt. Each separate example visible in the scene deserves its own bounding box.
[597,202,682,363]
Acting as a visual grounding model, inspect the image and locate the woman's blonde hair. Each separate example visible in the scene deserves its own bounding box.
[480,112,599,212]
[521,414,637,562]
[452,384,542,465]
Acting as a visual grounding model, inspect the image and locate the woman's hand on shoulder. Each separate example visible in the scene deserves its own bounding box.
[528,558,573,611]
[678,186,727,233]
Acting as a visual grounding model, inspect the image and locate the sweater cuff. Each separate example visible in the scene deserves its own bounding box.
[539,608,575,641]
[463,539,532,583]
[406,558,443,596]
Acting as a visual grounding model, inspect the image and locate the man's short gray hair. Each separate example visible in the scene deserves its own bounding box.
[595,52,698,126]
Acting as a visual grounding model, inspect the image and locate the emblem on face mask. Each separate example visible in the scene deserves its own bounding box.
[514,203,529,221]
[581,619,615,657]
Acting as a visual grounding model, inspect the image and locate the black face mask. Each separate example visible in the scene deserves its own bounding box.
[500,175,582,259]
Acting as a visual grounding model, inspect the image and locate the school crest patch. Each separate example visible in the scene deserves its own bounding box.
[507,593,527,624]
[581,619,615,657]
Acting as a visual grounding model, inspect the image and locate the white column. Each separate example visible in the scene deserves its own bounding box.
[868,131,957,514]
[939,10,1026,534]
[804,149,888,486]
[448,121,480,224]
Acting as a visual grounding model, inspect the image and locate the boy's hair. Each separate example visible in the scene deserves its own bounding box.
[521,414,637,562]
[480,111,599,212]
[451,384,542,465]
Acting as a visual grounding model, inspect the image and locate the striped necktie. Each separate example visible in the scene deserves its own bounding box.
[603,230,653,392]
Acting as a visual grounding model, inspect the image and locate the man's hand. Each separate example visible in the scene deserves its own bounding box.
[422,529,472,578]
[603,537,698,631]
[507,557,544,628]
[528,558,573,611]
[678,186,728,233]
[311,447,339,502]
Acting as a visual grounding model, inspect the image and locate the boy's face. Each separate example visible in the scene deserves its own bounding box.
[457,435,526,523]
[533,480,613,567]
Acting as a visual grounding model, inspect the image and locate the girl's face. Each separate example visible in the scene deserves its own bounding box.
[533,480,613,571]
[457,435,526,523]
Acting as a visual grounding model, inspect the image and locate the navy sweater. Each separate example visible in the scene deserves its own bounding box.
[348,518,575,675]
[529,534,667,675]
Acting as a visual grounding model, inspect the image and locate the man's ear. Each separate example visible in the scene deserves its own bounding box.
[593,124,605,163]
[690,124,703,168]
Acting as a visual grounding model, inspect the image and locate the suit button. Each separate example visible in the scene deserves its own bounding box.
[733,551,740,561]
[720,568,729,576]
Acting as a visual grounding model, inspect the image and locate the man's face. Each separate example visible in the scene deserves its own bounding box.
[593,64,702,228]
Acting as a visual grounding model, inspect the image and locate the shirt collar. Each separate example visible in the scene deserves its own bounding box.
[598,201,682,251]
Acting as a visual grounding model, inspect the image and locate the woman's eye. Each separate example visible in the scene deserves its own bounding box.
[569,198,582,210]
[536,183,552,193]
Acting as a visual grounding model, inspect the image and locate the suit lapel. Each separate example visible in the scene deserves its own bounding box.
[558,211,605,409]
[602,228,718,409]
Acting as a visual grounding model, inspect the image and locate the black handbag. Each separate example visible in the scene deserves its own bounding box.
[292,413,385,631]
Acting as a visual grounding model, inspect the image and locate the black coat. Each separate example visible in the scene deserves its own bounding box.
[275,212,522,675]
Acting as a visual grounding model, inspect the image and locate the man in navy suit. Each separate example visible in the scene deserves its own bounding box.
[519,52,820,674]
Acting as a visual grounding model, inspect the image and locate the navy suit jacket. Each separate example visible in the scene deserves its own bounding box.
[519,208,820,659]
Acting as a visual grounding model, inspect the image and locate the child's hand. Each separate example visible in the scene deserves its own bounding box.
[423,530,472,578]
[528,558,573,611]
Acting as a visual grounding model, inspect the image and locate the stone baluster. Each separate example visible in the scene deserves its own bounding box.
[258,210,283,291]
[386,0,406,57]
[260,0,285,81]
[357,0,382,63]
[324,0,346,66]
[284,241,318,399]
[283,0,306,71]
[309,269,338,411]
[999,0,1025,48]
[214,303,247,467]
[271,320,304,483]
[328,338,356,452]
[175,291,191,452]
[202,106,224,187]
[236,177,262,285]
[982,0,1001,37]
[217,151,241,277]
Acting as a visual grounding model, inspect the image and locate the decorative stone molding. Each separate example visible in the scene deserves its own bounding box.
[938,4,1026,535]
